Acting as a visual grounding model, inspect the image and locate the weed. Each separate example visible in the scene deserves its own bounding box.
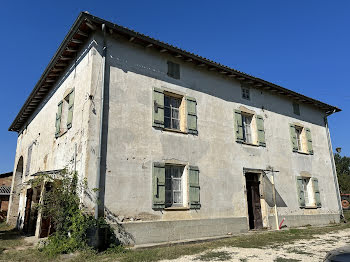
[195,251,232,261]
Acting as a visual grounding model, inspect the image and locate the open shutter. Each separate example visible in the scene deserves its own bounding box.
[152,162,165,209]
[312,178,321,207]
[296,176,305,208]
[55,101,63,137]
[152,88,164,128]
[234,110,244,142]
[305,128,313,155]
[289,124,298,152]
[188,166,200,209]
[187,97,198,134]
[256,115,266,147]
[67,89,75,129]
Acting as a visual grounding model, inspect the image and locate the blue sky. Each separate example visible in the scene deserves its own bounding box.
[0,1,349,173]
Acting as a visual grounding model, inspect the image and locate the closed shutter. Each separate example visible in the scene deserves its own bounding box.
[305,128,313,155]
[289,124,298,152]
[153,88,164,128]
[167,61,180,79]
[296,176,306,208]
[312,178,321,207]
[234,110,244,142]
[55,101,63,137]
[187,97,198,134]
[256,115,266,147]
[152,162,165,209]
[67,89,75,129]
[188,166,200,209]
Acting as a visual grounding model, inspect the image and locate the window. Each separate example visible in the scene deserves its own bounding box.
[55,89,75,137]
[297,176,321,208]
[242,86,250,100]
[242,115,253,144]
[289,124,313,154]
[152,88,198,134]
[234,110,266,147]
[152,163,200,210]
[295,126,303,152]
[165,165,184,207]
[167,61,180,79]
[164,95,181,130]
[293,102,300,115]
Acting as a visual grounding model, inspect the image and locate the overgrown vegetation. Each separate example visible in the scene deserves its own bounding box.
[28,170,116,257]
[335,153,350,193]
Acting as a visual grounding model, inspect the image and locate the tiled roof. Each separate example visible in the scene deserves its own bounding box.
[8,12,341,132]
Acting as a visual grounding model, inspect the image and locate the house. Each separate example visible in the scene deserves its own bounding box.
[0,172,13,221]
[7,12,342,245]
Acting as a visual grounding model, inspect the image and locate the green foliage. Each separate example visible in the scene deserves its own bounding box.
[29,169,116,257]
[334,153,350,193]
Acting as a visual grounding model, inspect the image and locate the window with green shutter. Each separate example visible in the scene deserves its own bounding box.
[256,115,266,147]
[296,176,306,208]
[187,97,198,135]
[55,101,63,137]
[305,128,313,155]
[289,124,298,152]
[188,166,200,209]
[234,110,244,143]
[167,61,180,79]
[67,89,75,129]
[152,162,166,209]
[312,178,321,207]
[153,88,165,128]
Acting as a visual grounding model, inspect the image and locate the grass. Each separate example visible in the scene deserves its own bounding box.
[0,211,350,262]
[194,251,232,261]
[274,258,301,262]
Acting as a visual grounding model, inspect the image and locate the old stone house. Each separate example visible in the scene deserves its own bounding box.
[7,12,342,245]
[0,172,12,221]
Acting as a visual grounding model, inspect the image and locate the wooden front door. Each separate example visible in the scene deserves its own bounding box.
[23,188,33,233]
[246,173,263,230]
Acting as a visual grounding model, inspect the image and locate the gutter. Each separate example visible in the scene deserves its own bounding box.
[324,110,343,219]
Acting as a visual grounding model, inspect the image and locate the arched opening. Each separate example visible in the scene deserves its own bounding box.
[7,157,23,226]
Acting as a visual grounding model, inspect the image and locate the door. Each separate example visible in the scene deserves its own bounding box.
[245,173,263,230]
[23,188,33,233]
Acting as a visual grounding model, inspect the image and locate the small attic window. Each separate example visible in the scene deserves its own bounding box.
[293,102,300,115]
[167,61,180,79]
[242,86,250,100]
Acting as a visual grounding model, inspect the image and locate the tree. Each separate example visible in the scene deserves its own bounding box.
[334,153,350,193]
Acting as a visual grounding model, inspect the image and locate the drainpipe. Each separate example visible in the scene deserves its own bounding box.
[324,110,344,220]
[95,23,107,220]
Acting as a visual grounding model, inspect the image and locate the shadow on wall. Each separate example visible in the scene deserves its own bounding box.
[105,35,326,127]
[262,174,287,207]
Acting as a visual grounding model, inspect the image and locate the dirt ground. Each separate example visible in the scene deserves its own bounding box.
[161,227,350,262]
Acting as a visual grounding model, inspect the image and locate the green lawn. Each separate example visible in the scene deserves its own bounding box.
[1,211,349,262]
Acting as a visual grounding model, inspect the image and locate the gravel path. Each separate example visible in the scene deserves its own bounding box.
[161,228,350,262]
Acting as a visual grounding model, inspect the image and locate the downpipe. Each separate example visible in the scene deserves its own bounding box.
[324,110,344,221]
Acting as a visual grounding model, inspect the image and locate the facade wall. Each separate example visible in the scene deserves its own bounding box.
[7,37,99,228]
[91,34,341,244]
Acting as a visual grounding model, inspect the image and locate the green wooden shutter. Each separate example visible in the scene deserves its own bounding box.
[152,88,164,128]
[67,89,75,129]
[256,115,266,147]
[189,166,200,209]
[305,128,313,155]
[296,176,306,208]
[289,124,298,152]
[234,110,244,143]
[312,178,321,207]
[187,97,198,134]
[152,162,165,209]
[55,101,63,137]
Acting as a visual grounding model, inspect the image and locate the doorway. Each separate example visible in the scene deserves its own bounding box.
[245,173,263,230]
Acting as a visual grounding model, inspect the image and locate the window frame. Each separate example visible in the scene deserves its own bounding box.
[163,91,186,133]
[301,177,316,207]
[164,164,187,208]
[242,114,253,144]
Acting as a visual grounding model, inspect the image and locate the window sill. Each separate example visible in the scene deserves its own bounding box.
[295,151,310,155]
[55,130,68,138]
[238,141,260,147]
[164,207,189,211]
[302,206,318,209]
[163,128,188,135]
